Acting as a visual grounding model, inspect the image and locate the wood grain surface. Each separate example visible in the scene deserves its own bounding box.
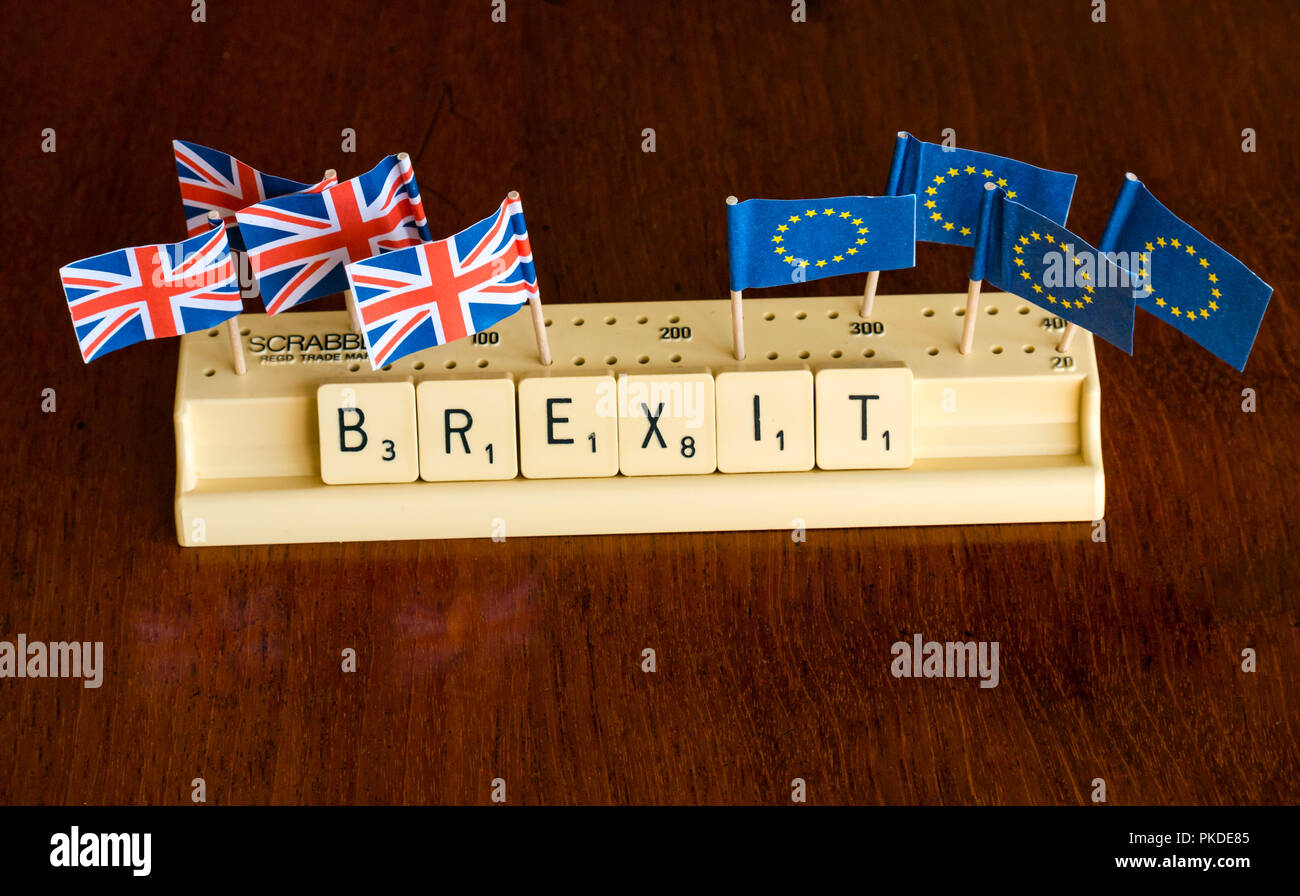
[2,0,1296,805]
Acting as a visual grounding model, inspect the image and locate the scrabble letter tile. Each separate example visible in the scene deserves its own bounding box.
[517,375,619,479]
[417,378,518,481]
[715,369,814,473]
[616,373,717,476]
[316,381,419,484]
[815,366,914,469]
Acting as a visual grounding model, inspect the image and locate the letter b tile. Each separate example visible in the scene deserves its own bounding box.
[316,381,419,484]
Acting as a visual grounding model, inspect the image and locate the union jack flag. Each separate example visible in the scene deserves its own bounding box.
[346,194,538,369]
[173,139,335,252]
[59,221,241,363]
[236,154,431,314]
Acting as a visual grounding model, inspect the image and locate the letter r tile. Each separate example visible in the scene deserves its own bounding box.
[417,377,518,481]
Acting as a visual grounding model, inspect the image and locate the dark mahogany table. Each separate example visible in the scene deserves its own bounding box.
[3,0,1295,804]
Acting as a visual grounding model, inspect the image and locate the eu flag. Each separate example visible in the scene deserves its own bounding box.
[726,195,916,291]
[971,185,1136,353]
[886,132,1077,248]
[1099,175,1272,371]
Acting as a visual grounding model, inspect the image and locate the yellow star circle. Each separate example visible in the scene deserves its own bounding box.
[1143,236,1218,321]
[771,207,868,268]
[926,165,1017,233]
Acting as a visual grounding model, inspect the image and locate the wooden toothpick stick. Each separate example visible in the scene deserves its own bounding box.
[1057,322,1079,353]
[396,153,427,238]
[860,270,881,318]
[509,191,552,366]
[959,277,982,355]
[344,289,365,334]
[208,211,247,375]
[730,288,745,361]
[226,317,246,375]
[321,170,369,335]
[726,196,745,361]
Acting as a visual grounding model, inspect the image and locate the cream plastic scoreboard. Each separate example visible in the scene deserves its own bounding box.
[173,293,1104,546]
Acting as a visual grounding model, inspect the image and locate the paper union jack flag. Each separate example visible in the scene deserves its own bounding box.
[173,139,335,252]
[236,154,431,314]
[59,221,240,362]
[346,195,538,369]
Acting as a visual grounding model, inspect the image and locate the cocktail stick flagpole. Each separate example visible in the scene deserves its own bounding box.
[509,191,551,366]
[321,164,364,335]
[730,288,745,361]
[958,277,982,355]
[960,182,1000,355]
[726,196,745,361]
[226,310,247,375]
[208,211,247,375]
[1057,322,1079,353]
[859,270,881,318]
[344,291,364,333]
[861,132,912,320]
[1056,172,1140,355]
[397,153,427,238]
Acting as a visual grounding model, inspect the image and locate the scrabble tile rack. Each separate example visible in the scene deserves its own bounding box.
[173,293,1104,546]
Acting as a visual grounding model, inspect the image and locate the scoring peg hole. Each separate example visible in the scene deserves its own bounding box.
[604,355,618,365]
[544,319,553,327]
[767,351,779,360]
[381,364,393,372]
[636,315,648,324]
[1023,345,1036,354]
[830,349,843,359]
[926,347,939,356]
[991,345,1004,355]
[239,327,250,336]
[922,308,935,317]
[827,310,840,319]
[1018,306,1031,315]
[572,317,585,326]
[348,362,361,372]
[862,348,876,358]
[955,307,966,317]
[443,360,456,370]
[413,361,425,371]
[573,357,586,366]
[637,355,650,364]
[798,350,810,359]
[203,368,215,377]
[207,329,219,338]
[477,359,490,368]
[795,311,807,320]
[604,316,617,325]
[669,353,682,363]
[763,312,776,321]
[986,306,999,315]
[668,315,681,324]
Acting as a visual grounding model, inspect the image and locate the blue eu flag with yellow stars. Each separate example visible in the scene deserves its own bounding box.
[971,185,1137,353]
[726,195,916,291]
[886,132,1077,248]
[1098,174,1272,371]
